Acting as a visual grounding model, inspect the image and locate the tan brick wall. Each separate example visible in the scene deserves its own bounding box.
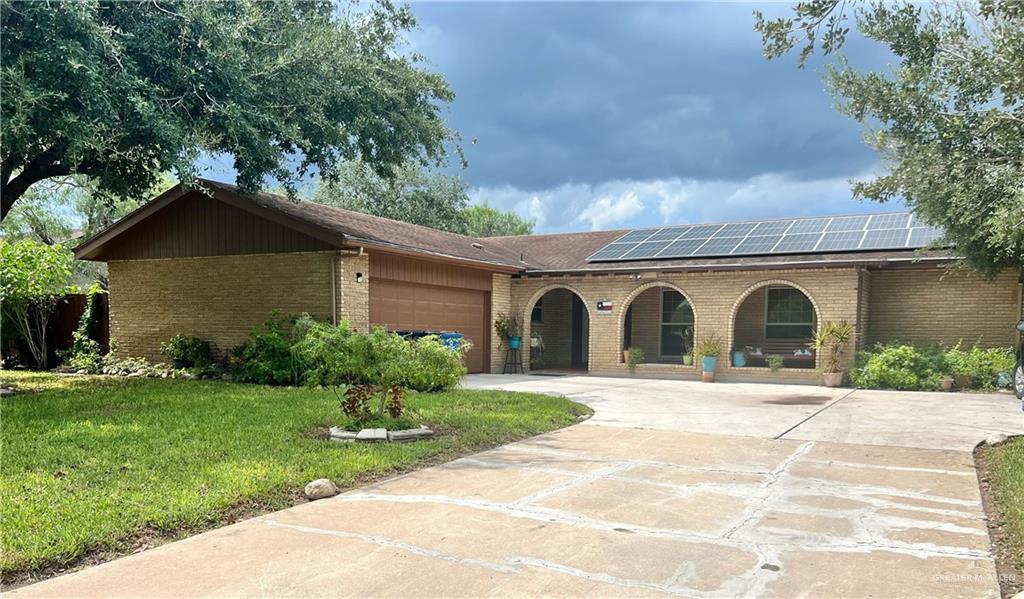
[337,252,370,332]
[867,267,1020,348]
[490,273,512,372]
[856,268,871,350]
[511,268,863,381]
[108,251,340,361]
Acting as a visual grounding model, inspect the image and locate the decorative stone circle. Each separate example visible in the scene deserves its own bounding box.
[329,425,434,443]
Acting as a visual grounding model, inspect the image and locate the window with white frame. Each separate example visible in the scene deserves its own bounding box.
[765,287,814,339]
[660,289,694,357]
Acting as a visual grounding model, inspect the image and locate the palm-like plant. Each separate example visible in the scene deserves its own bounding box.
[811,321,855,374]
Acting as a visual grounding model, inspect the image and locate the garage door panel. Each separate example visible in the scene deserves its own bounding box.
[369,279,489,373]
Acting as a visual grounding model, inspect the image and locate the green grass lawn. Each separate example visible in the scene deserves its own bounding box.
[984,436,1024,576]
[0,371,590,580]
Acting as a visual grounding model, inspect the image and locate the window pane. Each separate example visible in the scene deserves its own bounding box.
[766,288,813,324]
[766,324,814,339]
[660,324,693,356]
[661,290,694,324]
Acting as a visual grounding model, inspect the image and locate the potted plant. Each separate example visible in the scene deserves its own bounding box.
[676,328,694,366]
[731,348,748,368]
[696,334,723,382]
[939,375,955,391]
[766,354,785,372]
[626,347,645,375]
[811,321,855,387]
[493,313,522,349]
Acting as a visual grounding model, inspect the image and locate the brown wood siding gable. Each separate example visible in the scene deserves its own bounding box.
[370,252,493,291]
[95,192,338,260]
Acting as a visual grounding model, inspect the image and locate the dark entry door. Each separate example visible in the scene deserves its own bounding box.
[571,295,585,368]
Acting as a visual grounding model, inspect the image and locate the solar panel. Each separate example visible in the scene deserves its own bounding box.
[660,238,707,257]
[908,226,943,246]
[786,218,830,234]
[816,230,865,251]
[867,213,910,229]
[861,228,909,249]
[587,243,636,261]
[773,233,823,253]
[714,222,758,237]
[692,237,743,256]
[826,215,871,231]
[621,241,671,259]
[679,224,724,239]
[751,220,794,235]
[586,212,946,262]
[615,230,657,243]
[646,227,690,242]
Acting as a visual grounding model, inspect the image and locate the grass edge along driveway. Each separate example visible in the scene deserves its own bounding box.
[0,371,591,583]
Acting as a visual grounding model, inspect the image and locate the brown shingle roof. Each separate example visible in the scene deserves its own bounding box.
[203,180,529,270]
[76,179,954,272]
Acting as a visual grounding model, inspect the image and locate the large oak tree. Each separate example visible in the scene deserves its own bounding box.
[1,0,455,220]
[756,0,1024,273]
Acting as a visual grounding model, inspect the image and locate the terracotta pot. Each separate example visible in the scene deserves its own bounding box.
[622,350,630,364]
[954,374,971,390]
[823,372,843,387]
[702,371,715,383]
[940,377,954,392]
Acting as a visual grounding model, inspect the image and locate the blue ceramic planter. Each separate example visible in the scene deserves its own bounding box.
[732,351,747,367]
[701,355,718,372]
[507,336,522,349]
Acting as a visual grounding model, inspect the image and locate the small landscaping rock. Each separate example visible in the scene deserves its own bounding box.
[328,426,358,441]
[356,428,387,442]
[985,433,1008,446]
[303,478,338,500]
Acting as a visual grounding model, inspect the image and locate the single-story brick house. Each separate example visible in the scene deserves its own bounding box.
[75,180,1024,382]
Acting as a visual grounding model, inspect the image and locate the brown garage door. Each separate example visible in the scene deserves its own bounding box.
[369,279,490,373]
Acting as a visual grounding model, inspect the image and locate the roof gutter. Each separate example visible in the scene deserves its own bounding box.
[344,236,525,274]
[518,254,960,276]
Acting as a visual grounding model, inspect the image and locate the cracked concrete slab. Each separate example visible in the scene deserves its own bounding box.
[12,376,1017,597]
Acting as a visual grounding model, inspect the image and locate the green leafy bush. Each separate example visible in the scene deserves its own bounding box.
[0,240,74,367]
[404,335,468,392]
[60,282,108,373]
[160,334,211,368]
[851,342,1013,391]
[229,315,307,385]
[944,345,1015,390]
[293,319,469,425]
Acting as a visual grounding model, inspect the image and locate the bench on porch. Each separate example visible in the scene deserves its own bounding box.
[736,338,815,369]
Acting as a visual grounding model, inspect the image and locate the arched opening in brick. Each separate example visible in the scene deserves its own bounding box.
[731,283,818,369]
[524,287,590,372]
[619,283,696,366]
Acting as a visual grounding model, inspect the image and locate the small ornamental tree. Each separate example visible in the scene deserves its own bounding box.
[0,239,73,367]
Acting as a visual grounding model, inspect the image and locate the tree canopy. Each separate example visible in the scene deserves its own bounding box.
[755,0,1024,274]
[1,0,455,220]
[313,160,534,237]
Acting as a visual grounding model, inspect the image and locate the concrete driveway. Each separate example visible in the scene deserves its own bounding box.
[13,376,1022,598]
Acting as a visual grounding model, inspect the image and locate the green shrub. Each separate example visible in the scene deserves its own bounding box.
[944,344,1015,390]
[404,335,468,392]
[60,282,108,373]
[160,334,211,368]
[229,315,306,385]
[293,319,470,424]
[850,343,944,390]
[851,342,1014,391]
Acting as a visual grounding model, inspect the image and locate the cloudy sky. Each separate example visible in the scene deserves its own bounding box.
[407,2,900,233]
[204,2,900,233]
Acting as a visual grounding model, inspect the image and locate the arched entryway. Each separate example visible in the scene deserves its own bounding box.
[729,280,820,369]
[619,282,697,366]
[523,285,590,372]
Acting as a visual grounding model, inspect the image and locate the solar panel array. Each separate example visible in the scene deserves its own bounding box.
[587,212,944,262]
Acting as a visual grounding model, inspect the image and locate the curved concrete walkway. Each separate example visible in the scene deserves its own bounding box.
[12,376,1022,598]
